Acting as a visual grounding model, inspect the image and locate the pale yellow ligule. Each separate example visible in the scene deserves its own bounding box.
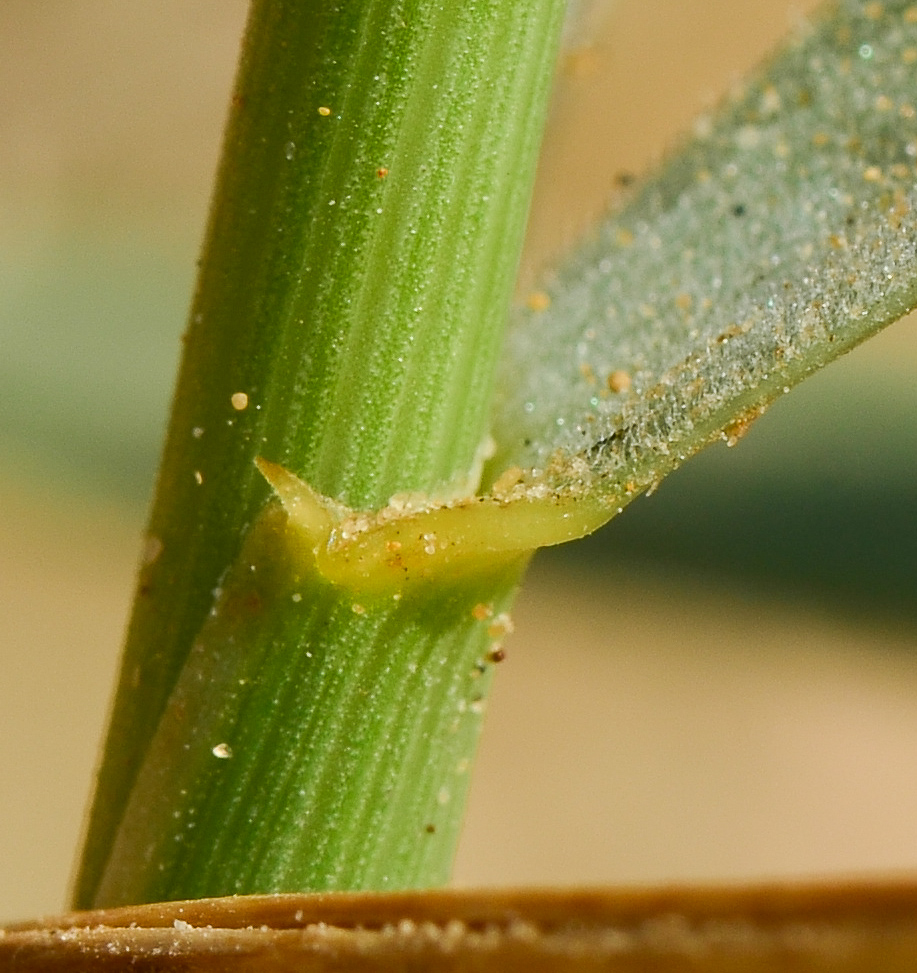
[256,457,612,595]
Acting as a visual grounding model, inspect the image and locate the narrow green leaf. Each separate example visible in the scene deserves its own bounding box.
[488,0,917,516]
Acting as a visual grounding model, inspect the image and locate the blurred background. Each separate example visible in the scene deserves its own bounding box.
[2,0,916,924]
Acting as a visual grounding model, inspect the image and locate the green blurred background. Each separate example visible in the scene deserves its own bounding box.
[2,0,916,924]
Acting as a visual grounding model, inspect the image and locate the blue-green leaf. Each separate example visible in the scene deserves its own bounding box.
[490,0,917,520]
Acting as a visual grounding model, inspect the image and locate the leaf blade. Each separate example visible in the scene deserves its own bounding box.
[490,0,917,513]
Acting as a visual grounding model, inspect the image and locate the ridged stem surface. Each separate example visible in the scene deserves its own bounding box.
[75,0,564,907]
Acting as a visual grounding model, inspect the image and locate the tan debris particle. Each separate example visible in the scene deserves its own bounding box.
[675,292,693,313]
[607,370,632,394]
[715,324,744,344]
[487,612,514,640]
[526,291,551,312]
[722,406,765,447]
[491,466,525,497]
